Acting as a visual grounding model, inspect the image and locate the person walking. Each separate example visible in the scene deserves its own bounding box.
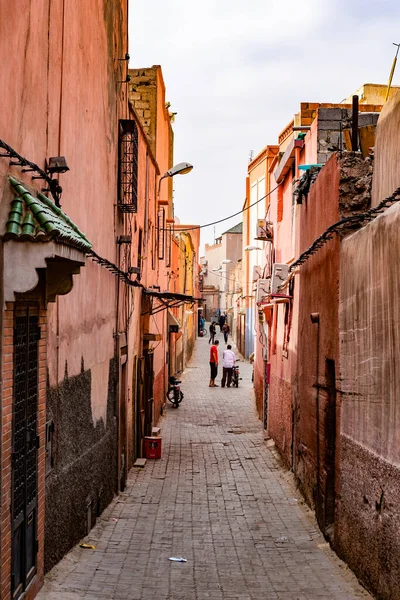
[209,321,216,344]
[209,340,219,387]
[219,313,226,332]
[222,321,230,344]
[221,344,236,388]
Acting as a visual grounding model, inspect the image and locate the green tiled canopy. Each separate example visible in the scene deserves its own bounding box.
[4,176,92,253]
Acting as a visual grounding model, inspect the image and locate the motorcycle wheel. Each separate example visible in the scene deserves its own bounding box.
[175,391,184,406]
[166,388,175,403]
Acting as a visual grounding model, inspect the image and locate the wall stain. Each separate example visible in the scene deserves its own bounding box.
[44,357,118,572]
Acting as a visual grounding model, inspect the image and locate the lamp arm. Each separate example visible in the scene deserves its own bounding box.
[157,173,168,198]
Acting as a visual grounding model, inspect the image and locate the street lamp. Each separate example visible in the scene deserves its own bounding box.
[157,162,193,197]
[221,259,232,264]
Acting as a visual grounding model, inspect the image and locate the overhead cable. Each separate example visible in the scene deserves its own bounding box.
[179,185,280,232]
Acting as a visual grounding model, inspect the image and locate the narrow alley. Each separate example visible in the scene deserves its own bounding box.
[38,335,371,600]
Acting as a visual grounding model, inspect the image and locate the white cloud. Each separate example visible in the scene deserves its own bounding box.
[129,0,400,248]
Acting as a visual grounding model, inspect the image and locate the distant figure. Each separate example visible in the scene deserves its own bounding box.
[209,321,216,344]
[222,321,230,344]
[200,316,206,330]
[209,339,220,387]
[219,313,226,332]
[221,344,236,388]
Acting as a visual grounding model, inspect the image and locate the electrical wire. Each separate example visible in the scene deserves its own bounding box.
[169,184,280,232]
[206,270,255,287]
[289,184,400,273]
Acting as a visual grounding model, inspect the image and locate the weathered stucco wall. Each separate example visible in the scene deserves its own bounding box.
[338,203,400,599]
[371,89,400,208]
[45,358,118,571]
[340,204,400,460]
[338,92,400,600]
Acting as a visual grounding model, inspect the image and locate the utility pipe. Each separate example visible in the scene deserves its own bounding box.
[310,312,321,523]
[271,304,278,355]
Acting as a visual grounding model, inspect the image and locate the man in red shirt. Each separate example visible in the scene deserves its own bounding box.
[209,339,220,387]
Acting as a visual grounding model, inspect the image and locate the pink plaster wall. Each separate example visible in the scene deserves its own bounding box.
[0,0,128,415]
[0,0,130,592]
[265,124,321,467]
[295,155,340,512]
[265,154,299,465]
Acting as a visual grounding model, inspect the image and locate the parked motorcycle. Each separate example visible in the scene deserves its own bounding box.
[166,373,184,408]
[232,360,242,388]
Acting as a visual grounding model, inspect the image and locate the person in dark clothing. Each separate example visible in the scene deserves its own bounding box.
[219,313,226,331]
[209,321,216,344]
[222,321,230,343]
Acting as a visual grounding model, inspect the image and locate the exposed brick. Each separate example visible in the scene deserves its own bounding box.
[133,101,150,110]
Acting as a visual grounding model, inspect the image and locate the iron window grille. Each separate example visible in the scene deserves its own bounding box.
[118,120,138,213]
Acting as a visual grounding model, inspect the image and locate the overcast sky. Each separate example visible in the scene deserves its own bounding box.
[129,0,400,251]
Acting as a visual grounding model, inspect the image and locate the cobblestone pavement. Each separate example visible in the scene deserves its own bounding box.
[38,333,372,600]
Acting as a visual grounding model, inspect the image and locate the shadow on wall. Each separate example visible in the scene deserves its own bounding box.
[44,358,118,572]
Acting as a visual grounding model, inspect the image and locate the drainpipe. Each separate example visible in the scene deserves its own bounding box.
[351,95,359,152]
[310,312,321,519]
[144,153,149,249]
[294,146,301,180]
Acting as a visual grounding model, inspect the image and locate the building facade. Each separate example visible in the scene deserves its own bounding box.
[0,6,199,600]
[245,84,400,599]
[201,223,242,323]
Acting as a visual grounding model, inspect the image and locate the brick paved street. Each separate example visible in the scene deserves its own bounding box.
[38,333,372,600]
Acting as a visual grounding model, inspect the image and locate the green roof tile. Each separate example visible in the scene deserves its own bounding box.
[21,212,36,237]
[4,177,92,252]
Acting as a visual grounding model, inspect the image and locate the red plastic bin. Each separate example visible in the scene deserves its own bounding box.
[144,436,162,459]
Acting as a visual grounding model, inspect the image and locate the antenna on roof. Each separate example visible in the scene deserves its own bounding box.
[385,42,400,102]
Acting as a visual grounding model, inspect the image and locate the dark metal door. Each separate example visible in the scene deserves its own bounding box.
[136,357,145,458]
[264,363,270,431]
[11,307,39,598]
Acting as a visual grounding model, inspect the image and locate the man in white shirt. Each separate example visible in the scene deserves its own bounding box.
[221,344,236,388]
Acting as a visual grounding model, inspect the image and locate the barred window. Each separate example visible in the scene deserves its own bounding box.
[118,120,138,213]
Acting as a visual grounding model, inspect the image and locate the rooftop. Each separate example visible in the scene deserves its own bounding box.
[223,222,243,235]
